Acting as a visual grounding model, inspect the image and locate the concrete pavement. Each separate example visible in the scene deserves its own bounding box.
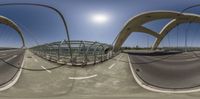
[0,50,200,98]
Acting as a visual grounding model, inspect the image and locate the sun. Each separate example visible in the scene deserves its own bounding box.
[92,14,108,24]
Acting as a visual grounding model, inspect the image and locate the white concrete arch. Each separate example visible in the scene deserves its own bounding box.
[113,11,182,51]
[0,16,25,48]
[152,13,200,50]
[113,10,200,51]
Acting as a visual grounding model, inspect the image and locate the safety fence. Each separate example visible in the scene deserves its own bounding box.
[30,40,119,66]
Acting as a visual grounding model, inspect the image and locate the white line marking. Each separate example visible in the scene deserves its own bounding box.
[0,54,25,91]
[1,54,6,56]
[118,55,123,61]
[69,74,98,80]
[41,66,51,73]
[108,63,116,69]
[0,49,18,52]
[128,55,200,93]
[185,58,198,62]
[5,55,17,62]
[34,59,38,62]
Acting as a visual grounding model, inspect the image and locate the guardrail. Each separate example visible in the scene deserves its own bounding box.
[30,40,119,66]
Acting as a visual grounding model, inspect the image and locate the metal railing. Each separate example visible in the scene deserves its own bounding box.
[30,40,118,66]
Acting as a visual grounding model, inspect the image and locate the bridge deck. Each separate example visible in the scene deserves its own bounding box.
[1,51,200,98]
[129,51,200,89]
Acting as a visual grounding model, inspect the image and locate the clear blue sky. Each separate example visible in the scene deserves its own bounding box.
[0,0,200,48]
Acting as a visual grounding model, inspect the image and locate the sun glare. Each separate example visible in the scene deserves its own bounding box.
[92,14,108,24]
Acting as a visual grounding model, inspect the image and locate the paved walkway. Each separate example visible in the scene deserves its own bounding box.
[0,50,199,99]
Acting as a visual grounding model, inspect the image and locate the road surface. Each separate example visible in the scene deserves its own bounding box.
[129,51,200,89]
[0,52,200,98]
[0,49,24,86]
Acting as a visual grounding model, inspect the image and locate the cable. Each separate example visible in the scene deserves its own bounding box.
[146,35,149,49]
[184,22,191,52]
[167,33,170,49]
[176,24,179,49]
[190,23,200,48]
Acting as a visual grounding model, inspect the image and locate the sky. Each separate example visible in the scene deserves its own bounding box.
[0,0,200,48]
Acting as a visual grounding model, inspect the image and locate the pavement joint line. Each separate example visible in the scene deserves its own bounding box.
[108,63,116,69]
[5,55,17,62]
[41,66,52,73]
[68,74,98,80]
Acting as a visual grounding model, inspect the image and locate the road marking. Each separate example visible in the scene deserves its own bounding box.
[118,55,123,61]
[127,55,200,93]
[34,59,38,62]
[69,74,98,80]
[185,58,199,62]
[108,63,116,69]
[0,55,25,91]
[41,66,52,73]
[109,54,122,69]
[1,54,6,56]
[5,55,17,62]
[0,49,18,52]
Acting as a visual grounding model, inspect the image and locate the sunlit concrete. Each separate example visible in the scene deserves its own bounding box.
[113,11,200,51]
[0,51,200,98]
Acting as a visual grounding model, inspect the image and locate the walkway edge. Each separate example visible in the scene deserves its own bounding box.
[0,55,25,91]
[128,55,200,93]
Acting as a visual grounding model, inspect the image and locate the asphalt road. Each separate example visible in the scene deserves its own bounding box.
[0,49,25,86]
[129,51,200,89]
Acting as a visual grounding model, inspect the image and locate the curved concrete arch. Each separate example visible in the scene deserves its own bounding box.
[152,13,200,50]
[114,10,200,51]
[0,16,25,47]
[113,11,182,51]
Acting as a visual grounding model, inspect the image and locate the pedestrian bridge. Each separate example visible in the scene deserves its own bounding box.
[1,7,200,94]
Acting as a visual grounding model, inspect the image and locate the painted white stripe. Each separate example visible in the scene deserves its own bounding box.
[69,74,98,80]
[41,66,51,73]
[118,55,123,61]
[0,49,18,52]
[185,58,199,62]
[1,54,6,56]
[108,63,116,69]
[34,59,38,62]
[0,54,25,91]
[5,55,17,62]
[128,55,200,93]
